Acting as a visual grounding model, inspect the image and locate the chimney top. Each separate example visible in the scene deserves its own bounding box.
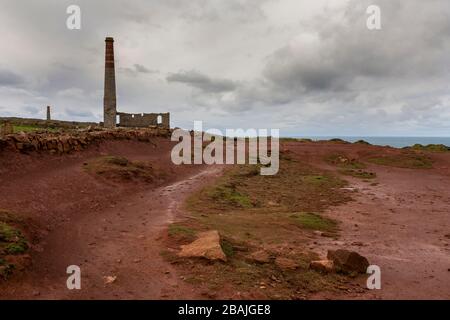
[105,37,114,42]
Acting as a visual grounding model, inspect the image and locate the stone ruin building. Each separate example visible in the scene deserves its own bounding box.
[103,37,170,129]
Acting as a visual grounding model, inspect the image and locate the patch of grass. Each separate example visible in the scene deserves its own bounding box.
[354,140,371,145]
[328,138,349,144]
[168,224,196,241]
[0,213,29,279]
[290,212,337,232]
[0,222,28,254]
[84,155,158,183]
[408,144,449,152]
[206,184,253,209]
[220,239,235,258]
[5,243,28,255]
[166,158,354,298]
[13,125,58,133]
[367,153,433,169]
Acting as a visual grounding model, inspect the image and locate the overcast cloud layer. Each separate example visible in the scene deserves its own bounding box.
[0,0,449,136]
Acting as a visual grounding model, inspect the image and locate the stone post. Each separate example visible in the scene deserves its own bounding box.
[103,37,117,128]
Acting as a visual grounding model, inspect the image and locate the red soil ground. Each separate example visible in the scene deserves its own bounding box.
[283,142,450,299]
[0,139,449,299]
[0,138,222,299]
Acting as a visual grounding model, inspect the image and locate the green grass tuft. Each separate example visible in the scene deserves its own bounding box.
[367,153,433,169]
[220,239,235,258]
[168,224,196,239]
[290,212,337,232]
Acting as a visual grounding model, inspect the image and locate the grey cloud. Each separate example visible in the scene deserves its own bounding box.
[167,70,237,93]
[0,69,24,87]
[65,108,94,118]
[134,64,157,74]
[263,0,450,94]
[119,64,158,76]
[23,106,40,116]
[0,0,449,135]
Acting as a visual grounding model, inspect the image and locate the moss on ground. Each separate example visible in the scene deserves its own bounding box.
[290,212,338,233]
[84,155,161,183]
[367,152,433,169]
[0,211,29,279]
[165,157,353,298]
[408,144,449,152]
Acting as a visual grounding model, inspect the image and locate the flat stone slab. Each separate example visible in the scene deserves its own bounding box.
[178,230,227,262]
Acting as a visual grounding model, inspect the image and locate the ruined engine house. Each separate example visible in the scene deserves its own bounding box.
[103,37,170,129]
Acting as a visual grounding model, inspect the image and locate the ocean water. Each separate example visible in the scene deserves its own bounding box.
[295,136,450,148]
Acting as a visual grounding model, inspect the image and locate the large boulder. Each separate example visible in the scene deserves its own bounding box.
[178,230,227,262]
[327,249,369,274]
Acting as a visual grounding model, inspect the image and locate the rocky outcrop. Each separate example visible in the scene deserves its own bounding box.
[327,249,369,274]
[274,257,299,271]
[178,230,227,262]
[248,250,270,264]
[0,127,172,155]
[0,122,13,136]
[309,260,335,273]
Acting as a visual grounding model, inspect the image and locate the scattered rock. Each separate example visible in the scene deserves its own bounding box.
[103,275,117,284]
[310,260,335,273]
[248,250,270,264]
[178,230,227,262]
[275,257,299,271]
[327,249,369,274]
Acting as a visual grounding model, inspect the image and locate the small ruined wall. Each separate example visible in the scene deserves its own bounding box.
[0,127,172,155]
[118,112,170,129]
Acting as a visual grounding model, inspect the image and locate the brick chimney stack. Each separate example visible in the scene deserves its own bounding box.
[103,37,117,128]
[46,106,51,121]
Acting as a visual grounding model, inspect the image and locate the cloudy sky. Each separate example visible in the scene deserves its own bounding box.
[0,0,449,136]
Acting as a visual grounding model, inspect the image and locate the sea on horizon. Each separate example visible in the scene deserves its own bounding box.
[292,136,450,148]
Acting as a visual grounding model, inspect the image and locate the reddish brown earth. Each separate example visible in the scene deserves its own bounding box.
[283,142,450,300]
[0,138,223,299]
[0,139,449,300]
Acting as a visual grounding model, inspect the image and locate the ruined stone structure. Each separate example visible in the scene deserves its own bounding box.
[102,37,170,129]
[0,127,172,154]
[117,112,170,128]
[103,37,117,129]
[0,121,13,136]
[46,106,51,121]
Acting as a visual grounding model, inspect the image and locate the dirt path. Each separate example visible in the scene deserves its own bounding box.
[1,164,223,299]
[310,163,450,299]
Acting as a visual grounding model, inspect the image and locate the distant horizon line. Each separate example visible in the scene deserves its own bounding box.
[288,135,450,138]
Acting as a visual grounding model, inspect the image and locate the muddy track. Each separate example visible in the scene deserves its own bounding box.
[287,144,450,300]
[0,161,223,300]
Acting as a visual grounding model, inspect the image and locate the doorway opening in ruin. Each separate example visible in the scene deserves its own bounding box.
[157,115,162,124]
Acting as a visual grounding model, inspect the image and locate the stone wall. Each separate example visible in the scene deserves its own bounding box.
[0,117,98,129]
[117,112,170,129]
[0,127,172,155]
